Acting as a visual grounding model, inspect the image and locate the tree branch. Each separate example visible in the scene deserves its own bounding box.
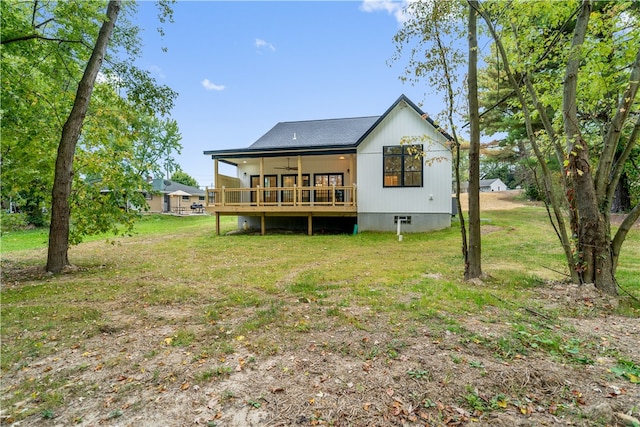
[611,202,640,273]
[473,0,578,280]
[1,33,85,45]
[607,114,640,211]
[34,17,55,30]
[562,0,591,152]
[31,0,38,28]
[597,47,640,205]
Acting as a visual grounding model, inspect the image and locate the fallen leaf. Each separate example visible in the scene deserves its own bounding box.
[181,382,190,391]
[363,402,371,411]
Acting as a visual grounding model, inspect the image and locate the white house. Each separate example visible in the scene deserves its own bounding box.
[203,95,453,235]
[480,178,508,192]
[461,178,509,193]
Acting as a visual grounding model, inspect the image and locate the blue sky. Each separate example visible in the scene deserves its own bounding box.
[132,1,456,187]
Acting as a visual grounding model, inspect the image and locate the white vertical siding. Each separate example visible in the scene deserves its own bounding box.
[356,102,452,214]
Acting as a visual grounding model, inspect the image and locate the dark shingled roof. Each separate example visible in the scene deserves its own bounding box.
[204,95,453,159]
[249,116,380,149]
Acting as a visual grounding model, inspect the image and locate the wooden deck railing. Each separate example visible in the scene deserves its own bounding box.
[205,185,357,209]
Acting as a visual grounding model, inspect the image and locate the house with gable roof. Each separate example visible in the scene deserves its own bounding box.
[203,95,453,235]
[145,179,207,214]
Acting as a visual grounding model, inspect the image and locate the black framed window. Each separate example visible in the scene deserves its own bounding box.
[383,145,423,187]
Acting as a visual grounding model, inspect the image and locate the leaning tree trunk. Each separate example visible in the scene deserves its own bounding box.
[431,18,469,275]
[466,0,482,280]
[46,1,121,273]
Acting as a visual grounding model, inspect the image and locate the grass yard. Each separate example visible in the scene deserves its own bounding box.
[1,206,639,426]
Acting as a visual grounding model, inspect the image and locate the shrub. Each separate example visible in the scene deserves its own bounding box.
[0,212,30,234]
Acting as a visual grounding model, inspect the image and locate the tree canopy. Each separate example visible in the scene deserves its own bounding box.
[171,168,199,188]
[392,0,639,293]
[1,1,181,254]
[475,0,640,293]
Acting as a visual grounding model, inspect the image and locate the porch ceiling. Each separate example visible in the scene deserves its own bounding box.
[205,147,356,166]
[214,150,356,167]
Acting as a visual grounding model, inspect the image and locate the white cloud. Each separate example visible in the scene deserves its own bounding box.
[202,79,225,91]
[360,0,411,24]
[149,64,166,79]
[255,38,276,52]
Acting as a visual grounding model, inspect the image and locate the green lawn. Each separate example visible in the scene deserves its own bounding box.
[0,214,229,252]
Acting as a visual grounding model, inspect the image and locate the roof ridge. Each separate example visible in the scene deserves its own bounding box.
[276,115,380,125]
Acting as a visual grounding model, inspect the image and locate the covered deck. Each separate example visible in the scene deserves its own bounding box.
[204,144,359,235]
[205,184,357,235]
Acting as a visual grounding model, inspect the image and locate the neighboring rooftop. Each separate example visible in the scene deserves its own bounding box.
[150,179,204,195]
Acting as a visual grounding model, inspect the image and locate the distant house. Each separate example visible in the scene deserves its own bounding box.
[460,178,508,193]
[480,178,507,192]
[145,179,206,214]
[203,94,453,235]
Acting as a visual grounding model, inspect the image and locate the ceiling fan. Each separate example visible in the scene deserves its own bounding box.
[274,158,298,171]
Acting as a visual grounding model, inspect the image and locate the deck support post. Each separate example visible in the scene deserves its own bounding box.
[307,214,312,236]
[214,159,219,189]
[349,154,355,186]
[261,214,265,236]
[215,213,220,236]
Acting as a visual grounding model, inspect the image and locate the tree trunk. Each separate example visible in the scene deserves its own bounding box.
[466,1,482,280]
[569,139,617,293]
[46,1,121,273]
[431,17,469,275]
[562,1,617,295]
[611,172,631,213]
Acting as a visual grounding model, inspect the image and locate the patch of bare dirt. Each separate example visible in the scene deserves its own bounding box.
[1,280,639,427]
[457,190,534,212]
[457,191,639,230]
